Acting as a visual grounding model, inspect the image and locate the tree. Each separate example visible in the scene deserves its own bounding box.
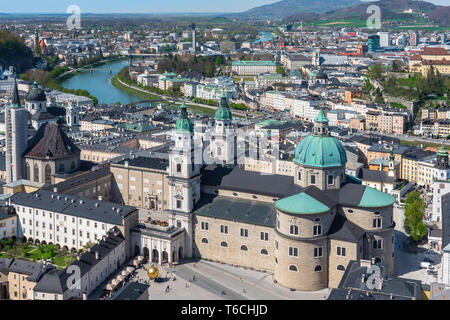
[366,63,383,80]
[392,60,404,72]
[276,66,286,76]
[404,191,427,243]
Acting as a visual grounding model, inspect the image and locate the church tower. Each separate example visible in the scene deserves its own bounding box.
[211,92,236,165]
[5,77,28,183]
[66,103,80,131]
[388,151,396,178]
[167,102,202,259]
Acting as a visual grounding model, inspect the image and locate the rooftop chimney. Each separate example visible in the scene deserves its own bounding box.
[53,187,58,192]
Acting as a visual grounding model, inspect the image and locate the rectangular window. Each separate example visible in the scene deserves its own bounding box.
[261,232,269,241]
[176,200,182,209]
[373,239,383,250]
[314,247,323,258]
[220,225,229,234]
[328,175,334,185]
[313,225,322,236]
[290,225,299,235]
[240,228,249,238]
[310,175,316,185]
[298,171,302,181]
[288,247,298,257]
[337,246,346,256]
[201,222,209,231]
[373,218,382,229]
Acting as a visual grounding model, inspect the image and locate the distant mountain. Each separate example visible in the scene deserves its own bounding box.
[284,0,449,26]
[240,0,363,18]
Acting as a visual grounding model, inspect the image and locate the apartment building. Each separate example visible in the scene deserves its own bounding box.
[231,61,277,76]
[402,149,436,184]
[0,206,17,240]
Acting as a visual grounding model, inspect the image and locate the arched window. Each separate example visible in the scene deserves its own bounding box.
[33,164,39,182]
[374,257,382,264]
[44,165,51,184]
[260,249,268,255]
[289,265,298,272]
[314,265,322,272]
[337,265,345,271]
[240,245,248,251]
[201,238,208,244]
[220,241,228,248]
[58,163,65,173]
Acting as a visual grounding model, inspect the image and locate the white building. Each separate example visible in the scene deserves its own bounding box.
[430,147,450,222]
[378,32,391,47]
[0,206,17,240]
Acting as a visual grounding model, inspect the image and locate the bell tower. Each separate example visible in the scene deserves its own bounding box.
[167,102,201,259]
[211,91,236,165]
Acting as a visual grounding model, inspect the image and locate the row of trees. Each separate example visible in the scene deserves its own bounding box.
[158,54,227,78]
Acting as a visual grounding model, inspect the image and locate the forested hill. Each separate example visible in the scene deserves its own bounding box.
[0,30,34,73]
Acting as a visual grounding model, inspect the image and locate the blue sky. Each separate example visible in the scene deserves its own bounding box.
[2,0,449,13]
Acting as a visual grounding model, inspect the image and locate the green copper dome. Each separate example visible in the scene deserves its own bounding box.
[174,102,194,133]
[27,81,46,102]
[294,110,347,168]
[275,192,330,215]
[215,92,232,121]
[358,186,395,208]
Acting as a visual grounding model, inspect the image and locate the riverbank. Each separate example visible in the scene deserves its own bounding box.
[111,72,251,117]
[56,56,126,82]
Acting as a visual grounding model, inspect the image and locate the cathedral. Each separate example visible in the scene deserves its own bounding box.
[111,93,396,291]
[3,83,397,291]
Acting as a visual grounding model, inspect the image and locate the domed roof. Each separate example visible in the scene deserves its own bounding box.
[27,82,46,102]
[174,102,194,133]
[294,110,347,168]
[215,92,232,121]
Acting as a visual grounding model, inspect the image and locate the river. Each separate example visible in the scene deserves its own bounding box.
[62,59,142,105]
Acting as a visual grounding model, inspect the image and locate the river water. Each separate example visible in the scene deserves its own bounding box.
[62,59,142,105]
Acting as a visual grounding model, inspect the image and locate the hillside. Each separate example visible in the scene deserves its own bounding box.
[240,0,362,18]
[285,0,449,26]
[0,30,34,73]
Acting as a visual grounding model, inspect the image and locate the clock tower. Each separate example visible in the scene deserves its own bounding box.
[167,102,201,258]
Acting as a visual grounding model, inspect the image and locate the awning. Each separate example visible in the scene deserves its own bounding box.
[133,259,139,266]
[111,279,119,286]
[126,266,135,273]
[137,256,144,262]
[106,283,115,291]
[122,270,130,276]
[117,275,125,281]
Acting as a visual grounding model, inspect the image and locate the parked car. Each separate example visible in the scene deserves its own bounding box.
[420,261,431,269]
[427,266,438,275]
[426,250,439,255]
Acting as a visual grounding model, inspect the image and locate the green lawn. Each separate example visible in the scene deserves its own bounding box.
[0,239,76,270]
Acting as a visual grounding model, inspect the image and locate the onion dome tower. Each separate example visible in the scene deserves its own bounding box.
[25,81,47,116]
[212,91,235,165]
[168,102,202,260]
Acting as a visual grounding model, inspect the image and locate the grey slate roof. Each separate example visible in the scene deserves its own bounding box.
[329,260,422,300]
[193,193,276,227]
[9,190,136,225]
[358,168,395,183]
[43,166,111,193]
[33,228,125,294]
[202,165,297,198]
[116,156,169,170]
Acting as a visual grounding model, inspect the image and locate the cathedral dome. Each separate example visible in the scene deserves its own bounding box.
[26,82,46,102]
[294,109,347,168]
[215,92,232,121]
[174,102,194,133]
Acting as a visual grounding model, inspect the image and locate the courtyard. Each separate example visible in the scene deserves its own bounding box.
[0,238,77,270]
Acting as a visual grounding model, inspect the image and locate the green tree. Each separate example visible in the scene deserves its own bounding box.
[404,191,427,243]
[366,63,383,80]
[276,66,286,76]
